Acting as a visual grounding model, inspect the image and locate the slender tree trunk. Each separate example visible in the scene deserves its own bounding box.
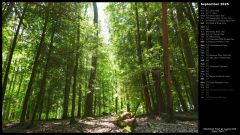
[182,3,198,44]
[62,64,71,119]
[162,2,174,122]
[115,96,118,114]
[108,84,111,109]
[70,53,78,124]
[143,3,166,115]
[176,3,198,112]
[169,9,195,109]
[16,74,24,96]
[10,73,24,120]
[84,2,98,117]
[93,93,97,115]
[30,20,57,125]
[20,7,49,123]
[5,68,18,121]
[152,69,166,114]
[171,70,188,112]
[126,89,130,112]
[26,102,31,120]
[2,3,28,105]
[120,98,123,110]
[70,20,81,124]
[77,84,82,118]
[146,72,156,110]
[134,2,153,116]
[84,56,97,117]
[102,82,105,113]
[46,86,53,120]
[3,72,14,120]
[98,92,101,116]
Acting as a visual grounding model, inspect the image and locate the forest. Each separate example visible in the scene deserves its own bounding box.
[2,2,198,133]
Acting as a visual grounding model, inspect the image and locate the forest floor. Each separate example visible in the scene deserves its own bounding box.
[2,115,198,133]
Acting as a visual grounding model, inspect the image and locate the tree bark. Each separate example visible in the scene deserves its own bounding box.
[171,70,188,112]
[20,6,49,123]
[162,2,174,122]
[62,63,71,119]
[31,19,57,125]
[70,52,79,124]
[84,2,98,117]
[5,67,19,121]
[134,2,153,117]
[77,84,82,118]
[93,93,97,116]
[115,96,118,114]
[169,8,195,110]
[182,3,198,44]
[175,3,198,112]
[70,17,81,124]
[46,86,53,120]
[126,88,130,112]
[2,3,28,106]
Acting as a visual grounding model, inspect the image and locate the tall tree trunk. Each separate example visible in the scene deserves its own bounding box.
[5,67,18,121]
[20,7,49,123]
[115,96,118,114]
[70,19,81,124]
[70,54,79,124]
[162,2,174,122]
[175,3,198,112]
[16,73,24,96]
[31,20,57,125]
[169,9,195,109]
[182,3,198,44]
[2,3,28,105]
[126,88,130,112]
[46,86,53,120]
[152,69,166,114]
[26,102,31,120]
[120,98,123,110]
[171,70,188,112]
[62,63,71,119]
[134,2,153,117]
[146,72,156,110]
[143,3,164,114]
[143,3,166,115]
[77,58,83,118]
[102,81,105,113]
[93,93,97,115]
[3,90,11,121]
[98,91,101,116]
[77,84,82,118]
[10,73,24,120]
[84,2,98,117]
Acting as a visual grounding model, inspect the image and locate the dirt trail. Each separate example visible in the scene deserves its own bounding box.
[2,115,125,133]
[2,115,198,133]
[80,115,125,133]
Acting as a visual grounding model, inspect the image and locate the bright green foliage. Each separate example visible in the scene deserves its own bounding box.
[2,2,198,124]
